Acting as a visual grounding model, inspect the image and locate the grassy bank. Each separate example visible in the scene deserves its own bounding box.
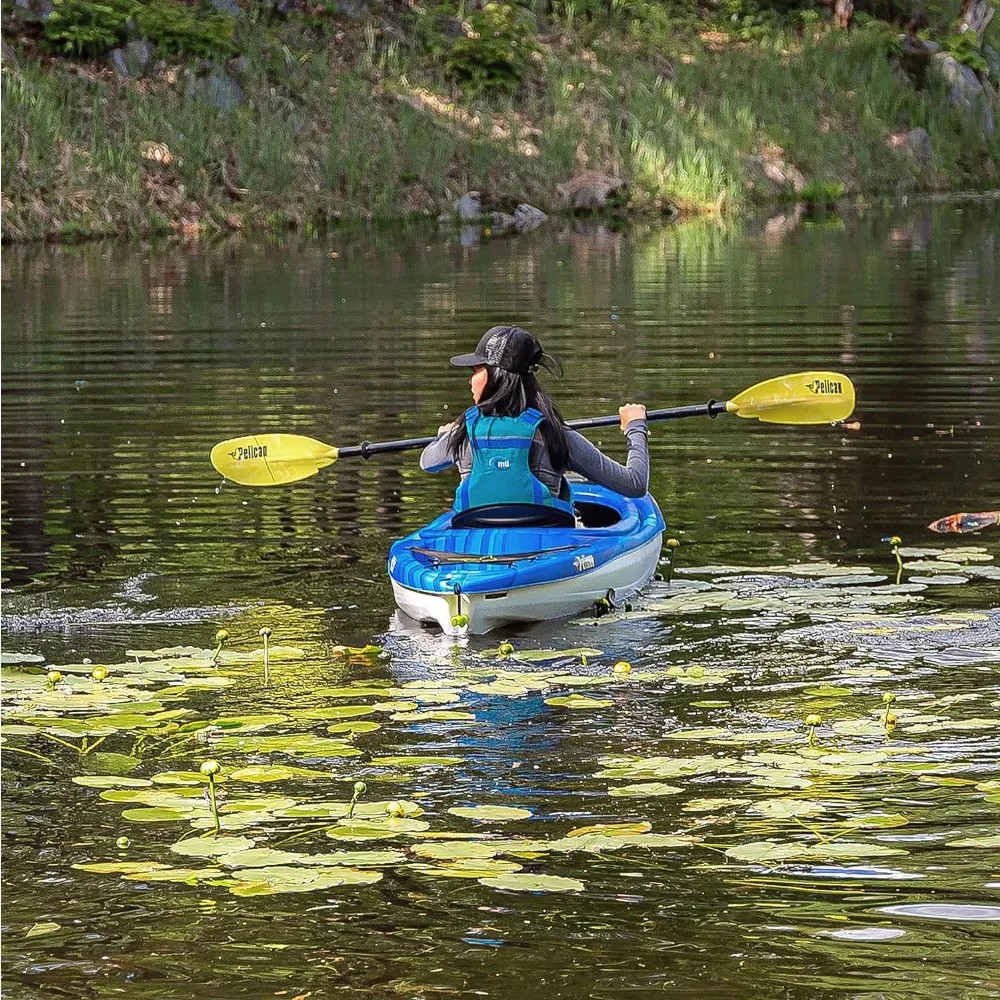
[2,0,999,242]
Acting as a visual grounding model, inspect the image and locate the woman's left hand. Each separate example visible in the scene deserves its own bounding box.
[437,421,457,436]
[619,403,646,431]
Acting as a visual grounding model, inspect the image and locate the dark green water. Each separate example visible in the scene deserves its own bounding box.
[2,201,999,999]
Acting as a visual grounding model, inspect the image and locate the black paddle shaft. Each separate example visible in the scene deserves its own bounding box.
[339,400,727,460]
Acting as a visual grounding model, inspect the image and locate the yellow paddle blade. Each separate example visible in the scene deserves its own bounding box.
[210,434,338,486]
[726,371,855,424]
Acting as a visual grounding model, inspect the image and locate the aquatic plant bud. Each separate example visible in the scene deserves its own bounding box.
[805,713,822,727]
[451,614,469,628]
[45,670,62,688]
[498,642,515,657]
[666,538,680,549]
[882,692,896,704]
[353,781,367,795]
[385,800,405,818]
[259,627,272,639]
[888,536,901,546]
[200,759,222,777]
[613,661,632,675]
[215,629,230,644]
[116,836,130,850]
[91,666,108,682]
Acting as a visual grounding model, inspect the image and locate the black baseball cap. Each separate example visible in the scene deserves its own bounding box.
[450,326,545,375]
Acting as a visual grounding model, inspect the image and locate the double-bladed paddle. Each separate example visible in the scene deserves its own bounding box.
[210,370,856,487]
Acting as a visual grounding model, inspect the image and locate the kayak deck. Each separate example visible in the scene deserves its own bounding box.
[387,483,665,633]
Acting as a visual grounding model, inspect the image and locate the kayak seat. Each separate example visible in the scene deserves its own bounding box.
[451,504,576,529]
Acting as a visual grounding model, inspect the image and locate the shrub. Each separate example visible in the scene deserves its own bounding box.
[40,0,235,62]
[942,29,989,74]
[134,1,235,60]
[445,3,535,95]
[40,0,134,58]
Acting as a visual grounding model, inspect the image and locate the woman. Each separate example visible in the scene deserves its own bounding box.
[420,326,649,518]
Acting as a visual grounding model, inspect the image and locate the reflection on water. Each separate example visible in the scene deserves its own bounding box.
[2,201,999,999]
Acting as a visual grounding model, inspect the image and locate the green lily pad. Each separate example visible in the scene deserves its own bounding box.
[608,782,684,797]
[297,705,376,721]
[665,727,730,740]
[228,865,382,895]
[25,922,61,938]
[219,847,310,868]
[228,765,332,783]
[171,836,256,858]
[479,873,584,893]
[309,850,406,867]
[123,867,225,883]
[72,775,153,789]
[121,807,197,823]
[209,714,289,731]
[72,861,172,874]
[208,735,362,757]
[326,817,430,841]
[751,798,825,819]
[311,687,399,699]
[371,702,420,714]
[945,834,1000,848]
[448,805,533,822]
[151,771,218,786]
[544,694,613,710]
[409,859,524,879]
[325,721,382,735]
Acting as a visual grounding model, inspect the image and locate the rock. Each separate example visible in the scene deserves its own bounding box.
[13,0,54,22]
[454,191,482,221]
[109,39,155,78]
[985,44,1000,79]
[436,14,465,37]
[959,0,995,37]
[556,171,627,212]
[226,55,251,86]
[652,53,675,79]
[744,151,806,195]
[488,211,517,233]
[185,67,245,110]
[888,126,933,168]
[897,35,938,86]
[513,203,547,233]
[209,0,239,12]
[932,52,995,133]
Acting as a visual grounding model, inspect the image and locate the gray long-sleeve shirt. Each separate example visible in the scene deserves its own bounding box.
[419,419,650,499]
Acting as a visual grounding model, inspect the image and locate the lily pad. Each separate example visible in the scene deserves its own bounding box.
[228,765,332,783]
[72,861,172,874]
[448,805,533,822]
[228,865,381,895]
[121,807,197,823]
[25,922,61,938]
[945,834,1000,848]
[608,782,684,797]
[479,873,583,893]
[171,836,255,858]
[750,798,825,820]
[544,695,613,710]
[391,710,477,723]
[72,775,153,789]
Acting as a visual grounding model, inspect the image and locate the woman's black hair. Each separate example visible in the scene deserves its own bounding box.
[448,353,570,470]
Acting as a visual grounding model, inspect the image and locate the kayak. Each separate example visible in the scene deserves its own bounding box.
[387,482,665,635]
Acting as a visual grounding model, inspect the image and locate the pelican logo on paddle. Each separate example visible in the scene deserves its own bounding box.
[488,457,512,471]
[804,378,843,396]
[228,444,268,461]
[573,554,595,572]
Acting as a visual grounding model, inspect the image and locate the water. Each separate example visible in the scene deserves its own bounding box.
[2,201,999,999]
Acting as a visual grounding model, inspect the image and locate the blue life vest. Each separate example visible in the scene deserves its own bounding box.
[452,405,575,517]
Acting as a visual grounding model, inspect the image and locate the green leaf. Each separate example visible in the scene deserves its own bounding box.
[608,782,684,797]
[171,836,255,858]
[25,922,61,938]
[479,873,584,892]
[448,805,533,822]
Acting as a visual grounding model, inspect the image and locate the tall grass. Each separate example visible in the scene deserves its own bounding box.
[2,11,998,242]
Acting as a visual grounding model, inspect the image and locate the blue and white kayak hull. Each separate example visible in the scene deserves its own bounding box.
[387,483,665,635]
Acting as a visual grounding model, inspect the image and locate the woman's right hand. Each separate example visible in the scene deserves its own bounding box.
[619,403,646,432]
[437,421,457,437]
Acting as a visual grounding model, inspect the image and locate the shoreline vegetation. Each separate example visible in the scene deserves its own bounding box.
[2,0,999,244]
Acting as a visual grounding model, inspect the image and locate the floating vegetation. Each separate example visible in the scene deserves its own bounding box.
[4,543,998,913]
